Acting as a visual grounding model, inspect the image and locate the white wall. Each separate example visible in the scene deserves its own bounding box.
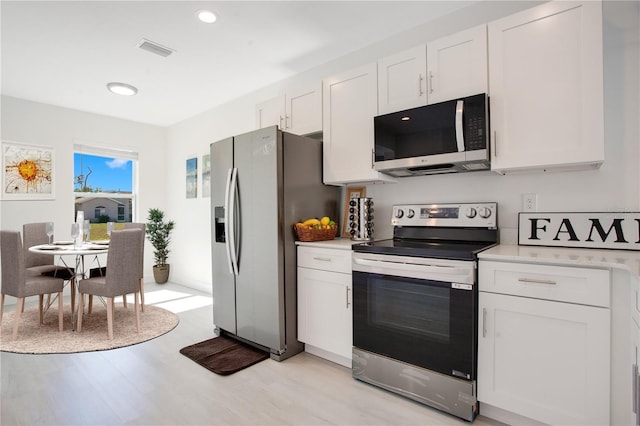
[0,96,168,279]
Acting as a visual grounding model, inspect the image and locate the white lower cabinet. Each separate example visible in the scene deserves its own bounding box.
[478,261,611,425]
[297,246,352,367]
[633,319,640,425]
[632,274,640,425]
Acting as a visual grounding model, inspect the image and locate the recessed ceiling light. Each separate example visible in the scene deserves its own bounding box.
[196,10,217,23]
[107,82,138,96]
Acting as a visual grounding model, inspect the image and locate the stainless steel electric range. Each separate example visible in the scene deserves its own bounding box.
[351,202,499,422]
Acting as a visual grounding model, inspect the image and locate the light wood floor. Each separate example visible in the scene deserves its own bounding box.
[1,282,504,426]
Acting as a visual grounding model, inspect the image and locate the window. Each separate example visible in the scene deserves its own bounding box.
[74,144,138,224]
[94,206,106,220]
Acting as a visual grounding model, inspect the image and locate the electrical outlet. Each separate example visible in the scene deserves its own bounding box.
[523,193,537,212]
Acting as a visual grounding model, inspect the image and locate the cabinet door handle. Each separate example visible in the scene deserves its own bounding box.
[482,308,487,338]
[492,131,497,157]
[312,256,332,262]
[418,74,424,96]
[285,114,290,129]
[633,363,638,414]
[518,278,557,285]
[346,286,351,308]
[279,115,284,129]
[371,149,375,169]
[428,71,434,94]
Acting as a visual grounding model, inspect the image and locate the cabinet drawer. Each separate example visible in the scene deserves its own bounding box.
[479,260,610,307]
[298,246,352,274]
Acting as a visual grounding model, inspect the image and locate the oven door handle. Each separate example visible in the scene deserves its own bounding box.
[353,257,470,276]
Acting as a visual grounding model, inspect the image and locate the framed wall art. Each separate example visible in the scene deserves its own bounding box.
[342,186,366,237]
[186,157,197,198]
[2,141,55,200]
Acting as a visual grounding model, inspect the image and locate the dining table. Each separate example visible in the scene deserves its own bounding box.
[29,240,109,330]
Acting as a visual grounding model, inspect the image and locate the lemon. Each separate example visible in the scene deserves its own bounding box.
[320,216,330,226]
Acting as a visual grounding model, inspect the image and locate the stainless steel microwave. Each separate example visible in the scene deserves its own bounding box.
[374,93,489,177]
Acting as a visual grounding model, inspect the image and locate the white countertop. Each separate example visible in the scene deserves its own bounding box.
[479,244,640,278]
[295,238,355,250]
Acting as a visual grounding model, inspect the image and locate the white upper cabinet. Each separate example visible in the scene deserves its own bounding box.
[426,25,488,104]
[377,45,427,114]
[323,63,396,185]
[285,83,322,136]
[255,96,282,130]
[488,1,604,174]
[255,81,322,135]
[377,25,488,115]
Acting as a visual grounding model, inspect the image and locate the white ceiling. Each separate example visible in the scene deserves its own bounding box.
[1,1,474,127]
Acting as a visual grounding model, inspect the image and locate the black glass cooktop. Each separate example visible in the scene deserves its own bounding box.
[351,238,497,261]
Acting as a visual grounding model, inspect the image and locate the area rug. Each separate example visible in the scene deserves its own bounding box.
[0,303,179,354]
[180,335,269,375]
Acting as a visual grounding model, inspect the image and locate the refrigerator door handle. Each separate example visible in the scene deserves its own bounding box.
[228,167,240,276]
[223,168,235,275]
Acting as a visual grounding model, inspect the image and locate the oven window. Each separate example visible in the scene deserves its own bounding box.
[353,270,476,379]
[370,277,450,343]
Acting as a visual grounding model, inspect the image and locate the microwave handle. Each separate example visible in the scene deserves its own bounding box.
[455,100,464,152]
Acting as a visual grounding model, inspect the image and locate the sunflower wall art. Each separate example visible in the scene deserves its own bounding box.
[2,141,55,200]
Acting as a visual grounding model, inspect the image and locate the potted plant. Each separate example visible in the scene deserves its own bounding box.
[146,208,175,284]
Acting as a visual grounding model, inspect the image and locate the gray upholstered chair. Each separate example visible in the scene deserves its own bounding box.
[1,230,64,339]
[23,222,76,316]
[89,222,146,312]
[123,222,146,310]
[77,228,143,340]
[23,222,74,277]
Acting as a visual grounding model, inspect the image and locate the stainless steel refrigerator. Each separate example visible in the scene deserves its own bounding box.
[210,126,339,361]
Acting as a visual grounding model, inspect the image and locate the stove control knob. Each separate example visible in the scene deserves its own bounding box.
[406,209,415,219]
[465,207,477,218]
[478,207,492,218]
[395,209,404,219]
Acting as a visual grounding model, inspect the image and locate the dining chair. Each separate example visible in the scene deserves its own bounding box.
[88,222,146,312]
[123,222,146,310]
[1,230,64,339]
[77,228,143,340]
[23,222,76,315]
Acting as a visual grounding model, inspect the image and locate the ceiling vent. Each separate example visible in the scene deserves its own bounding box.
[136,39,174,58]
